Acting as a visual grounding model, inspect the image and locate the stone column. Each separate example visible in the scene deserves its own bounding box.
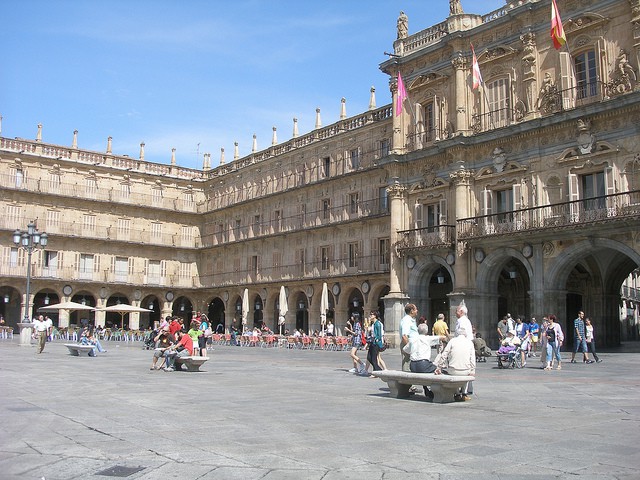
[391,74,407,153]
[387,181,407,295]
[18,323,34,347]
[452,55,468,134]
[521,32,538,118]
[528,243,546,319]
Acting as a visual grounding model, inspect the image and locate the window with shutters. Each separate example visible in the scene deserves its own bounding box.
[379,139,390,158]
[575,50,598,100]
[151,222,162,241]
[183,191,194,211]
[414,199,448,244]
[322,157,330,178]
[349,148,360,170]
[296,248,306,275]
[581,172,606,210]
[46,210,60,233]
[322,199,331,220]
[8,247,22,268]
[181,226,193,246]
[151,187,163,207]
[348,242,359,268]
[43,250,58,277]
[79,254,94,280]
[114,256,128,282]
[378,186,389,214]
[147,260,162,285]
[273,251,282,276]
[321,246,330,271]
[179,262,191,278]
[487,78,510,128]
[11,167,24,188]
[482,184,522,233]
[7,205,21,226]
[117,218,130,241]
[49,172,61,193]
[273,210,282,232]
[349,192,359,215]
[379,238,390,268]
[86,177,97,199]
[120,183,131,201]
[83,215,96,234]
[415,102,436,148]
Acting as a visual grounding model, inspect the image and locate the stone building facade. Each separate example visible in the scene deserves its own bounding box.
[1,0,639,347]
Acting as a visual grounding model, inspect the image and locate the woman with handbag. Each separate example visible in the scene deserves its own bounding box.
[199,314,212,356]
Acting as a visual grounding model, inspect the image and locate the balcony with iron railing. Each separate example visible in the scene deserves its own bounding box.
[457,190,640,241]
[395,225,456,254]
[0,171,204,214]
[199,253,390,288]
[201,198,389,248]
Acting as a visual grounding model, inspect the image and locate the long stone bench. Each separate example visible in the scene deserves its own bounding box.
[372,370,475,404]
[175,356,209,372]
[64,344,96,357]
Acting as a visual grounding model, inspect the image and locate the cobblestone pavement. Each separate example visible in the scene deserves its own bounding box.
[1,339,639,479]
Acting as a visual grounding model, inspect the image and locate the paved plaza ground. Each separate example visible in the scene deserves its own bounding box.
[0,337,639,480]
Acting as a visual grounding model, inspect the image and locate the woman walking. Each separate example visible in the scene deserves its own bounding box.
[585,317,602,363]
[543,314,564,370]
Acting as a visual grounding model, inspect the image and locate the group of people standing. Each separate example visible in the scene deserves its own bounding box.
[498,311,602,371]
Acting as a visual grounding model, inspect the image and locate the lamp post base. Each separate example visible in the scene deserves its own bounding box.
[17,323,34,347]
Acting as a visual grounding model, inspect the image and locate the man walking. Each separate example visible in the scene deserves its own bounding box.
[571,311,594,364]
[32,315,48,354]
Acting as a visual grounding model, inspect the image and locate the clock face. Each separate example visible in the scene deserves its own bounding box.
[332,284,340,296]
[446,252,456,265]
[406,257,416,269]
[165,291,174,302]
[63,285,72,296]
[361,281,370,294]
[522,245,533,258]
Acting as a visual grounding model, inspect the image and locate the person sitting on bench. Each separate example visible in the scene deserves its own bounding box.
[163,330,194,372]
[402,323,447,399]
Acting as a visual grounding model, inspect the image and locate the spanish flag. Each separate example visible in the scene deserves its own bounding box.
[551,0,566,50]
[471,44,483,90]
[396,72,408,116]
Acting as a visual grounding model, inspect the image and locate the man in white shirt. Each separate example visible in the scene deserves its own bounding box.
[32,315,48,354]
[403,323,447,399]
[455,303,474,341]
[399,303,418,372]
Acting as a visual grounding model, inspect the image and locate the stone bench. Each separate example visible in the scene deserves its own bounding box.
[372,370,475,404]
[64,344,97,357]
[175,356,209,372]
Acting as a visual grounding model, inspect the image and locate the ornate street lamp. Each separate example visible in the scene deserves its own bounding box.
[12,221,48,323]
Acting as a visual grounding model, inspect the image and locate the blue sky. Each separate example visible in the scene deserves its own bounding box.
[2,0,504,170]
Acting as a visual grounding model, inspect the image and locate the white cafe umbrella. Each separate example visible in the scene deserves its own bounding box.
[278,286,288,335]
[320,282,329,331]
[97,303,152,330]
[38,301,95,313]
[241,288,249,330]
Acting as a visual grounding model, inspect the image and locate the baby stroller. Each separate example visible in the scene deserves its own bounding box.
[143,330,158,350]
[496,345,523,369]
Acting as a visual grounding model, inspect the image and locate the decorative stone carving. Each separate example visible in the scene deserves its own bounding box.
[492,147,507,173]
[397,11,408,40]
[576,118,596,154]
[536,72,561,114]
[605,49,636,97]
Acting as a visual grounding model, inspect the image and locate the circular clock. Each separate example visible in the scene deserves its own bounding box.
[63,285,73,296]
[165,291,175,302]
[446,252,456,265]
[306,285,314,297]
[406,257,416,269]
[332,283,341,296]
[522,244,533,258]
[361,281,370,294]
[133,289,142,300]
